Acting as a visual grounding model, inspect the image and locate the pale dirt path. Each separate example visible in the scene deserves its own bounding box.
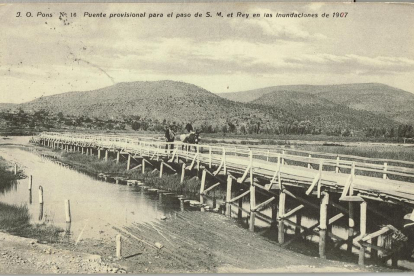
[0,232,124,274]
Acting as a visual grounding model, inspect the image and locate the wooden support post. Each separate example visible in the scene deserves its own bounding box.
[296,213,302,235]
[65,199,71,223]
[142,158,145,174]
[319,192,329,259]
[226,175,232,218]
[14,163,17,175]
[179,198,185,211]
[223,148,227,175]
[377,235,384,260]
[82,147,84,154]
[371,237,378,261]
[278,190,286,244]
[86,148,89,155]
[336,156,340,173]
[116,151,120,164]
[98,149,101,159]
[238,189,243,219]
[28,175,32,190]
[249,151,255,232]
[383,162,388,180]
[209,147,212,169]
[348,202,355,253]
[359,201,367,266]
[38,186,43,204]
[180,164,185,183]
[105,150,108,161]
[127,154,131,170]
[200,170,206,212]
[159,162,164,178]
[308,154,312,169]
[116,234,122,259]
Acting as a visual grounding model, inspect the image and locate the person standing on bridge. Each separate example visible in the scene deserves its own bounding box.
[185,122,194,134]
[165,125,175,153]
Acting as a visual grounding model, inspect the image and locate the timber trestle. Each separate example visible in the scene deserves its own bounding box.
[32,132,414,267]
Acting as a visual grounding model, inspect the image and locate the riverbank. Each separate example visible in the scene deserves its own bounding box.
[36,147,207,198]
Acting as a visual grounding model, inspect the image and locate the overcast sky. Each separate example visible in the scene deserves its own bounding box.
[0,2,413,103]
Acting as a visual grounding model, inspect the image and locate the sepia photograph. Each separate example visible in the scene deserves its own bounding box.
[0,2,414,274]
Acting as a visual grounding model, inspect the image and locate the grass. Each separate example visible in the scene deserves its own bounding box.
[0,202,31,231]
[0,156,24,194]
[296,145,414,164]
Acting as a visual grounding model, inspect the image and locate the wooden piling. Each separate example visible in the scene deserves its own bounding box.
[200,170,206,212]
[383,162,388,180]
[127,154,131,170]
[82,147,84,154]
[226,175,232,217]
[159,161,164,178]
[278,190,286,244]
[377,235,384,260]
[105,150,108,161]
[359,201,367,265]
[296,213,302,235]
[65,199,71,223]
[14,163,17,175]
[142,158,145,174]
[116,151,120,164]
[238,189,243,219]
[28,175,32,190]
[116,234,122,259]
[38,186,43,204]
[98,149,101,159]
[319,192,329,259]
[180,164,185,183]
[179,198,185,211]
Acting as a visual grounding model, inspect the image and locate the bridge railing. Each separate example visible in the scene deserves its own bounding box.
[38,132,414,182]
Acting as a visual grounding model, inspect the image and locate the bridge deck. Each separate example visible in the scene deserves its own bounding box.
[37,132,414,206]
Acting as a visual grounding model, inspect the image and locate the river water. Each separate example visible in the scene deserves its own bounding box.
[0,141,179,241]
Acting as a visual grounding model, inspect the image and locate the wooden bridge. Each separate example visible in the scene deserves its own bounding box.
[33,132,414,267]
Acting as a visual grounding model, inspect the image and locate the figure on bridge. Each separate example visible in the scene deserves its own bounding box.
[178,129,201,152]
[165,125,176,153]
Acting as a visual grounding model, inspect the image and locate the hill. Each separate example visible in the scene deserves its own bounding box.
[251,90,395,130]
[218,83,414,124]
[0,103,18,111]
[17,80,294,128]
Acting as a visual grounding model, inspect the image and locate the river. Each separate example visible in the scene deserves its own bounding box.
[0,139,179,241]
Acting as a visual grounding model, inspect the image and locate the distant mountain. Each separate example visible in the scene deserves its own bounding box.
[251,90,395,129]
[17,80,293,127]
[219,83,414,124]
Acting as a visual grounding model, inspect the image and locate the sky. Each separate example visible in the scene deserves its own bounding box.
[0,2,413,104]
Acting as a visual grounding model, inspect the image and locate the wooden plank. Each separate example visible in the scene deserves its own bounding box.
[362,227,390,241]
[339,196,364,202]
[253,197,276,212]
[237,165,251,184]
[305,172,320,196]
[281,204,304,219]
[228,190,250,203]
[328,213,345,225]
[202,182,221,195]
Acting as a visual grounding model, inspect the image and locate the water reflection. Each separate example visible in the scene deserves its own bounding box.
[0,147,180,241]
